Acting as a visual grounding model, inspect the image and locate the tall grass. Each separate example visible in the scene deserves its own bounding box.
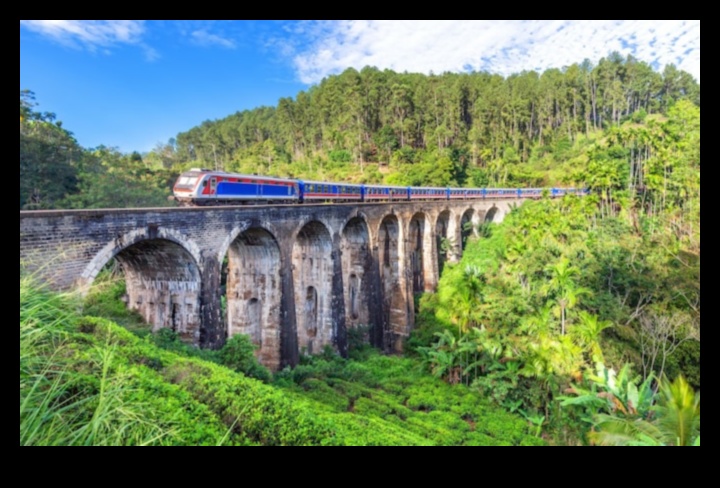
[20,276,175,445]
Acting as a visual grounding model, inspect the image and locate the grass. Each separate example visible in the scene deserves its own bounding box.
[20,273,545,445]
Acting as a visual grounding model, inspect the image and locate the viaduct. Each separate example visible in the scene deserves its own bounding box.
[20,199,517,370]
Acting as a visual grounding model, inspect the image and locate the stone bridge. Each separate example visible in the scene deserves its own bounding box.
[20,199,518,370]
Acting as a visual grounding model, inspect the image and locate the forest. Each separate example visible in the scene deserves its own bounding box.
[20,52,699,445]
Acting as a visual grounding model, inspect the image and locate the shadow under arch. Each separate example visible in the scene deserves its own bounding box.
[80,228,202,343]
[292,220,334,356]
[484,205,499,223]
[341,216,372,341]
[376,213,404,352]
[435,209,453,275]
[408,211,430,295]
[224,226,282,371]
[460,208,476,251]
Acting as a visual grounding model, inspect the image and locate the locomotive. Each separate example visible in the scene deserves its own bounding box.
[172,168,586,206]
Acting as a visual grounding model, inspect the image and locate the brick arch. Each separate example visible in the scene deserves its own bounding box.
[290,216,336,244]
[375,211,404,249]
[459,207,478,250]
[291,220,334,356]
[79,227,202,291]
[344,210,373,244]
[222,226,282,371]
[484,204,499,223]
[217,220,283,265]
[435,209,455,274]
[407,211,434,294]
[80,227,203,343]
[341,216,371,333]
[375,212,407,351]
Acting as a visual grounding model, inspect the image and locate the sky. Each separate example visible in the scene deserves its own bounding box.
[20,20,700,154]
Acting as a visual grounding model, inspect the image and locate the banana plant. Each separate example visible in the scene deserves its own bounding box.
[591,375,700,446]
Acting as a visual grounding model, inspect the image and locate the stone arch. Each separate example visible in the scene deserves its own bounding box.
[80,227,202,289]
[341,216,371,332]
[484,205,499,223]
[217,221,282,265]
[435,210,452,275]
[79,228,203,343]
[292,220,334,356]
[224,226,282,371]
[376,213,405,350]
[460,208,476,251]
[408,212,429,294]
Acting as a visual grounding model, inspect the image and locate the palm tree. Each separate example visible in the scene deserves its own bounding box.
[541,259,592,335]
[572,311,613,362]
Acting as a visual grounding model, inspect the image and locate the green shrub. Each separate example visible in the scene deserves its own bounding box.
[219,334,272,383]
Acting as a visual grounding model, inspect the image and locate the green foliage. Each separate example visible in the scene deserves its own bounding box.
[61,146,174,209]
[20,276,233,445]
[20,92,175,210]
[589,374,700,446]
[417,104,700,440]
[154,58,698,189]
[219,334,272,383]
[82,265,150,336]
[560,362,655,420]
[274,351,543,445]
[663,340,700,391]
[20,90,84,209]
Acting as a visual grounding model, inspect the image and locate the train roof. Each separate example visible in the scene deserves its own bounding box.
[300,179,363,186]
[363,184,409,189]
[181,171,297,184]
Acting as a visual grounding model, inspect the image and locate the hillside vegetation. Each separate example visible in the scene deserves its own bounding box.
[21,53,699,209]
[20,275,543,445]
[20,54,699,445]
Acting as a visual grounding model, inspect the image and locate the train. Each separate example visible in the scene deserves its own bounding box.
[172,168,587,206]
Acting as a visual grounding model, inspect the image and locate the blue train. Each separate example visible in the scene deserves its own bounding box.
[172,168,586,206]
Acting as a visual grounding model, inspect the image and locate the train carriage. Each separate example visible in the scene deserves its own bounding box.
[484,188,517,199]
[299,180,363,202]
[173,169,587,206]
[448,188,465,200]
[173,169,299,205]
[519,188,543,199]
[409,187,448,200]
[363,185,410,201]
[464,188,485,200]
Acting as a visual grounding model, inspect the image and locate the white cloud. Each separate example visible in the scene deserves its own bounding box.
[285,20,700,84]
[20,20,146,51]
[190,29,236,49]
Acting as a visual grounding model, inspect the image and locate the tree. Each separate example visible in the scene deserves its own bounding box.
[20,90,83,209]
[639,308,699,382]
[541,258,591,335]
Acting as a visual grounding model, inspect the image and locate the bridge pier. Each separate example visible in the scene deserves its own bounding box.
[20,199,519,369]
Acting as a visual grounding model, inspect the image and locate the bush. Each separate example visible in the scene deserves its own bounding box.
[219,334,272,383]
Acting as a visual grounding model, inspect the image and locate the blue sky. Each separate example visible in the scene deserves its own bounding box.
[20,20,700,154]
